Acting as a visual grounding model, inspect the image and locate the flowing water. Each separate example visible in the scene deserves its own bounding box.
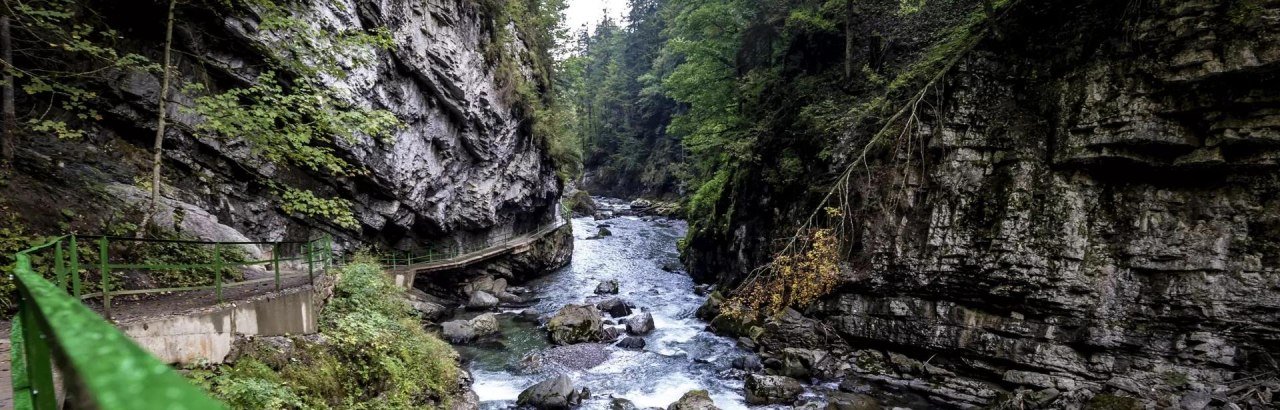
[457,201,752,409]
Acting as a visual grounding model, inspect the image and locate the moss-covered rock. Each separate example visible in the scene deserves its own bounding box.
[547,304,606,345]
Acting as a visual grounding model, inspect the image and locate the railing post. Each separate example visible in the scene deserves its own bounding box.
[306,241,314,285]
[98,236,111,319]
[273,242,281,291]
[69,235,80,298]
[214,243,223,303]
[54,239,65,289]
[15,294,57,409]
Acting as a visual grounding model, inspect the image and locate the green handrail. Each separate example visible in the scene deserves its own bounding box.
[379,219,566,270]
[10,236,225,409]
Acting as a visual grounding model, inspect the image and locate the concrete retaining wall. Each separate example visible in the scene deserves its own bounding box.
[119,287,319,364]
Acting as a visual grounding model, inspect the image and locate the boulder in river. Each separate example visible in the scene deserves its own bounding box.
[517,374,589,409]
[468,290,500,310]
[547,304,606,345]
[826,392,881,410]
[441,319,475,343]
[601,326,621,342]
[616,336,646,350]
[516,308,541,323]
[732,355,763,371]
[595,280,620,295]
[745,374,804,405]
[610,397,637,410]
[471,313,500,337]
[666,389,720,410]
[625,312,656,335]
[596,297,633,317]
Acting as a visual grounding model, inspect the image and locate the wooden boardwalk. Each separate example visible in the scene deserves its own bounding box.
[388,220,567,275]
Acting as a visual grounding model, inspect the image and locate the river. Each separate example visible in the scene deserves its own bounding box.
[456,202,752,409]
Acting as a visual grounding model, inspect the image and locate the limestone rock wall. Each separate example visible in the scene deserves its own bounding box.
[8,0,560,251]
[689,1,1280,407]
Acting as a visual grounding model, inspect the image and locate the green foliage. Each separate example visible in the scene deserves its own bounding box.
[0,204,50,312]
[185,71,397,229]
[484,0,581,181]
[188,359,305,410]
[186,72,399,176]
[279,188,360,230]
[124,236,249,288]
[190,262,461,409]
[6,0,157,139]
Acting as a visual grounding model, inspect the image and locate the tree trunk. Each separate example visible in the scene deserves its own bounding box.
[844,0,855,80]
[2,17,16,167]
[138,0,177,237]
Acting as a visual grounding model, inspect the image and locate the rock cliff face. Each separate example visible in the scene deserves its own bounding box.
[689,1,1280,408]
[6,0,561,249]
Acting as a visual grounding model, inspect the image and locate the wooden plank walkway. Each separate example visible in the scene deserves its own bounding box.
[389,220,567,275]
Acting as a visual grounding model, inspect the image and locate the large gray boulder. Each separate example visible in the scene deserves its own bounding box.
[441,320,475,343]
[595,279,620,295]
[745,374,804,405]
[667,389,720,410]
[547,304,606,345]
[468,291,499,310]
[625,312,655,336]
[826,392,880,410]
[471,313,500,337]
[517,374,589,409]
[617,336,646,350]
[596,297,633,317]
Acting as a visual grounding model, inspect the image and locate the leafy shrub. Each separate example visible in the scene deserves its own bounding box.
[190,261,461,409]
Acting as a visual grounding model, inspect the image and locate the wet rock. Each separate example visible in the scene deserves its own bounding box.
[661,261,682,272]
[826,392,880,410]
[517,374,585,409]
[601,326,621,342]
[441,320,476,343]
[547,304,606,345]
[708,313,754,338]
[596,297,634,317]
[467,291,499,310]
[745,374,804,405]
[625,312,656,335]
[516,309,541,323]
[695,292,724,320]
[496,291,526,304]
[610,397,638,410]
[756,308,846,352]
[732,355,763,371]
[598,227,613,237]
[408,299,447,321]
[471,313,499,337]
[617,336,647,350]
[779,348,839,379]
[465,275,508,296]
[595,280,620,295]
[693,284,713,296]
[666,389,720,410]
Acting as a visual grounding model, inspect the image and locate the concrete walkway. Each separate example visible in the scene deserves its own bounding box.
[0,221,568,408]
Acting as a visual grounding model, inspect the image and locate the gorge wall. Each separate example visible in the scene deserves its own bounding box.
[687,0,1280,408]
[2,0,563,251]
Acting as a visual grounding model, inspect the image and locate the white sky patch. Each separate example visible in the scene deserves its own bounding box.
[564,0,629,33]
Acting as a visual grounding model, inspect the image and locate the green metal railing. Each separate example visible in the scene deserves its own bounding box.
[28,235,333,319]
[377,220,566,269]
[7,217,565,408]
[10,236,227,409]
